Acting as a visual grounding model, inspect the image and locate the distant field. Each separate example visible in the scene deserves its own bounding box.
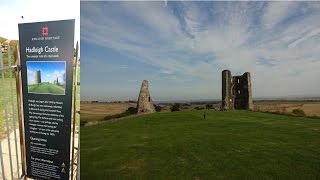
[81,103,136,123]
[81,110,320,179]
[28,83,65,95]
[253,101,320,117]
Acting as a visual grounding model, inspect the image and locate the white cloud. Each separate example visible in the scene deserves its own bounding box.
[27,69,34,84]
[81,2,320,99]
[262,1,298,30]
[42,70,65,84]
[288,28,320,48]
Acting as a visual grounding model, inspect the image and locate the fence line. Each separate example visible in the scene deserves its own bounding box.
[0,43,18,180]
[0,43,7,180]
[0,43,80,180]
[8,45,21,179]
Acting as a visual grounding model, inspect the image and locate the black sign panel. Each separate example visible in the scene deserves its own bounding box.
[19,20,74,180]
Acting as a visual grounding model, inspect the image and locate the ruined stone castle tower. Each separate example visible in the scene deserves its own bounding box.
[34,70,41,84]
[54,77,59,85]
[137,80,156,114]
[222,70,253,110]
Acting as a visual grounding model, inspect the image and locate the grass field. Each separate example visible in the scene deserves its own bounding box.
[0,77,17,139]
[81,110,320,179]
[80,101,320,126]
[28,83,65,95]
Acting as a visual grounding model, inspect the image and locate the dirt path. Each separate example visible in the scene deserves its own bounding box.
[0,129,21,180]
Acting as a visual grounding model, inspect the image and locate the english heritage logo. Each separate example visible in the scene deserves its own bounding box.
[42,26,48,36]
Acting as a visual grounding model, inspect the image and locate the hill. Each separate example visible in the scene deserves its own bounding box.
[28,83,65,95]
[81,110,320,179]
[0,36,6,43]
[1,36,19,77]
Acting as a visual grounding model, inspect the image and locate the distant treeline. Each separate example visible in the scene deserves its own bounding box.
[159,101,220,105]
[81,99,320,104]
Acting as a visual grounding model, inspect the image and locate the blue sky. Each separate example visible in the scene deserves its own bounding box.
[81,1,320,101]
[0,0,79,52]
[27,61,65,85]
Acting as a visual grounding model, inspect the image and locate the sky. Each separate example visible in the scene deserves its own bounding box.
[0,0,80,50]
[27,61,66,85]
[81,1,320,102]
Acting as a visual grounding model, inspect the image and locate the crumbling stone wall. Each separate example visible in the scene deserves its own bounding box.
[137,80,156,114]
[222,70,253,110]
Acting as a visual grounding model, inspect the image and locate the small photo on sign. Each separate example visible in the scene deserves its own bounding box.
[27,61,66,95]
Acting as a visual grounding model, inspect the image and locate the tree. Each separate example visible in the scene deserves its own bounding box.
[154,104,162,112]
[170,103,180,112]
[126,107,137,114]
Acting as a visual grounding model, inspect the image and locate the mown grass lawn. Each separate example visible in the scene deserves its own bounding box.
[28,83,65,95]
[81,110,320,179]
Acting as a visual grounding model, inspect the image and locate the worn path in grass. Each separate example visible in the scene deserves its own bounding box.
[0,129,21,180]
[81,110,320,179]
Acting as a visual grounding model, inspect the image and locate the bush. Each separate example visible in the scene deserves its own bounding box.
[194,106,205,110]
[154,104,162,112]
[171,103,180,112]
[103,107,139,121]
[206,104,213,109]
[292,109,306,116]
[126,107,137,114]
[194,107,200,110]
[104,112,127,121]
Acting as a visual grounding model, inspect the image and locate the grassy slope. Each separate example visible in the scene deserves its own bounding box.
[1,38,18,78]
[0,77,18,139]
[0,37,19,138]
[28,83,65,94]
[81,110,320,179]
[0,36,6,43]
